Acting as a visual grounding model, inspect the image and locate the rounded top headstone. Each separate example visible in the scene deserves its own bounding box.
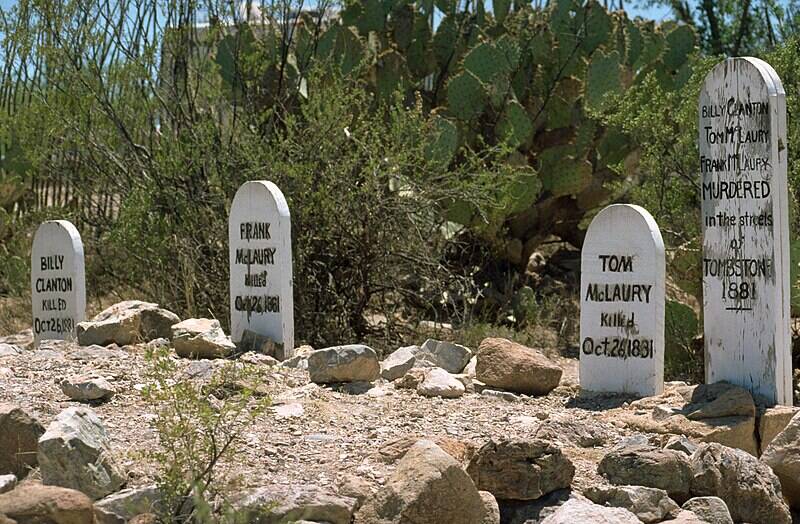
[229,180,294,358]
[31,220,86,344]
[698,56,792,406]
[702,57,784,99]
[231,181,290,219]
[580,204,666,397]
[35,220,84,250]
[584,204,665,253]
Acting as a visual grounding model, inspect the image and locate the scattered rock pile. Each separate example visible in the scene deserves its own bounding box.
[1,301,798,523]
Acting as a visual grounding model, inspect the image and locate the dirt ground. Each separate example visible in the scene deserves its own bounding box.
[0,334,644,498]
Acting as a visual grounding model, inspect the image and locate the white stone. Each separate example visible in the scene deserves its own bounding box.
[380,346,417,380]
[229,181,294,359]
[416,367,465,398]
[481,389,519,402]
[699,58,792,406]
[0,474,16,494]
[59,374,115,402]
[31,220,86,345]
[274,402,304,419]
[579,204,665,397]
[0,344,20,358]
[464,355,477,377]
[171,318,235,359]
[541,497,640,524]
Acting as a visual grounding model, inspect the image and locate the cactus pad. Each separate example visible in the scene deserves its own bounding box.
[663,24,695,71]
[464,42,510,83]
[585,50,621,112]
[447,71,488,121]
[580,1,613,53]
[425,115,459,167]
[493,0,511,25]
[498,101,533,148]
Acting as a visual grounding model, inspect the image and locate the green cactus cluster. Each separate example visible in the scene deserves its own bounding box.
[212,0,696,264]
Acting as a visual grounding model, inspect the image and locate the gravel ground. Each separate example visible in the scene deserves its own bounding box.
[0,333,667,500]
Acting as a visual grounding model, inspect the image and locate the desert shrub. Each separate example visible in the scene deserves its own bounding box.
[0,0,500,346]
[95,70,496,346]
[142,347,271,522]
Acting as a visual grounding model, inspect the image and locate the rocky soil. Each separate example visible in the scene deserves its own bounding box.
[1,300,799,524]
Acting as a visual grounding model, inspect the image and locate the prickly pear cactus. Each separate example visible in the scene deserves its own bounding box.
[320,0,696,264]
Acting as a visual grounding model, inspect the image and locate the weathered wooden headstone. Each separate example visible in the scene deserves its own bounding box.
[229,180,294,359]
[699,57,792,406]
[31,220,86,344]
[579,204,665,397]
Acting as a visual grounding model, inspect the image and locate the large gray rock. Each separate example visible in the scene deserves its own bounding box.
[0,404,45,478]
[540,497,640,524]
[479,491,500,524]
[416,367,465,398]
[598,443,692,500]
[0,484,94,524]
[59,374,115,402]
[681,382,755,419]
[38,407,126,500]
[308,345,380,384]
[171,318,236,359]
[664,435,699,456]
[681,497,733,524]
[0,344,20,358]
[761,411,800,509]
[585,485,680,523]
[380,346,417,380]
[617,382,758,456]
[77,300,179,346]
[94,485,161,524]
[690,442,791,524]
[757,405,798,454]
[414,339,472,374]
[466,438,574,500]
[232,484,357,524]
[355,440,486,524]
[475,338,562,395]
[660,510,708,523]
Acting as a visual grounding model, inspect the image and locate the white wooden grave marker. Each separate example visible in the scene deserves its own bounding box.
[229,180,294,358]
[699,57,792,406]
[31,220,86,344]
[579,204,665,397]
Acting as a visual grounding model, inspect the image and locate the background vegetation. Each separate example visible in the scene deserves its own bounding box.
[0,0,798,377]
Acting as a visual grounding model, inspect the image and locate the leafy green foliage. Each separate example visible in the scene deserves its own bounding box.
[142,347,271,522]
[664,300,702,383]
[0,0,699,341]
